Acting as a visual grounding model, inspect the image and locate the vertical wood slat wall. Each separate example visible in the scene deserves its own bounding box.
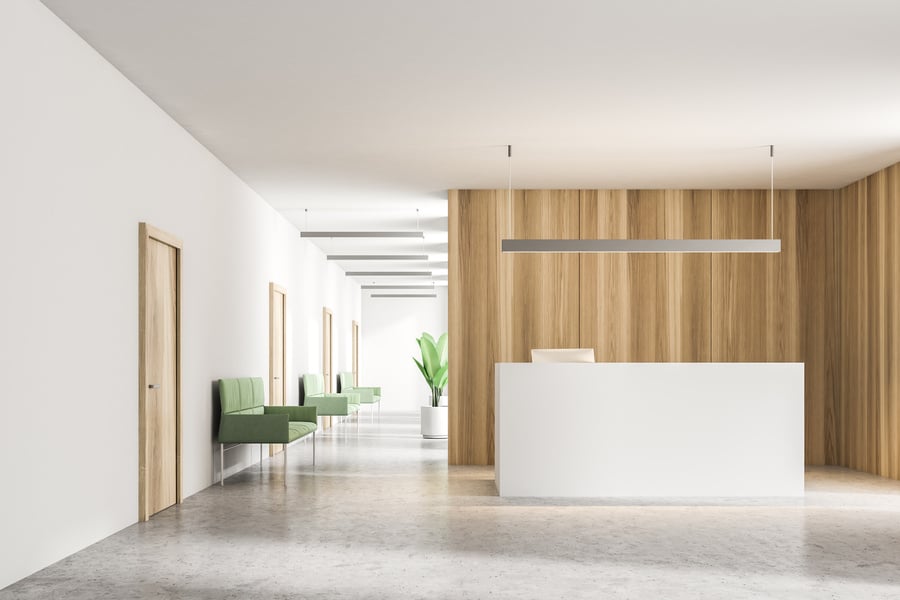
[833,164,900,479]
[449,165,900,477]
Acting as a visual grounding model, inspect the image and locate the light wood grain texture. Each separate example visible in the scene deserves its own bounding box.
[448,190,502,465]
[829,162,900,480]
[797,190,837,465]
[269,283,286,456]
[138,223,182,522]
[502,190,581,363]
[449,171,900,474]
[580,190,711,362]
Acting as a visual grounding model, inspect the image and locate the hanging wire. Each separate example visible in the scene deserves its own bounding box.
[507,145,512,238]
[769,145,775,240]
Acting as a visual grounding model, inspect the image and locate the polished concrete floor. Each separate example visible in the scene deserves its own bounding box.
[3,414,900,599]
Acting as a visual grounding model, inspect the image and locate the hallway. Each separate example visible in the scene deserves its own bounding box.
[3,415,900,599]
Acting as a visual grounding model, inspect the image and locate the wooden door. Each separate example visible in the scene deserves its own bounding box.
[352,320,359,386]
[269,283,287,456]
[323,307,334,391]
[323,307,334,428]
[138,223,181,521]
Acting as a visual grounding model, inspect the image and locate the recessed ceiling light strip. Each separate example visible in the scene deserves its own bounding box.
[361,285,436,290]
[301,231,424,238]
[327,255,429,261]
[345,271,432,277]
[370,293,438,298]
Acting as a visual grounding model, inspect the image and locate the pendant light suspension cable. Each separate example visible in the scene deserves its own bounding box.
[507,145,512,239]
[769,145,775,240]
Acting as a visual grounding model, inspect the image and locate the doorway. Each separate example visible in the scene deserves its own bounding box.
[138,223,182,522]
[269,283,287,456]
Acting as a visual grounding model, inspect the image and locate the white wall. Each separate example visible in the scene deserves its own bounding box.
[0,0,359,589]
[360,289,448,414]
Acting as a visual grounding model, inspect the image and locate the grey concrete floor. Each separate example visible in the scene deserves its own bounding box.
[3,414,900,599]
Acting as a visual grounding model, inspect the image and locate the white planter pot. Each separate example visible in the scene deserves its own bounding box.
[420,406,448,439]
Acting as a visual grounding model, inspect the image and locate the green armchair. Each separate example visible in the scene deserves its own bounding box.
[338,371,382,419]
[218,377,317,486]
[301,373,361,424]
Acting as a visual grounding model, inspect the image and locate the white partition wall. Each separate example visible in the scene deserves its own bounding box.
[361,288,448,413]
[496,363,805,497]
[0,0,360,588]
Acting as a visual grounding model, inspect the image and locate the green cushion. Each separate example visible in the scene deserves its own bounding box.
[304,373,325,397]
[219,377,266,415]
[288,421,317,441]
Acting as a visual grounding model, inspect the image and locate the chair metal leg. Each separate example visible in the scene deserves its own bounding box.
[313,431,316,465]
[283,443,288,488]
[220,444,225,486]
[260,444,263,471]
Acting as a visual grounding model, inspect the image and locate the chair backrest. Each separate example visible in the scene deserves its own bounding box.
[303,373,325,397]
[219,377,266,415]
[530,348,595,363]
[338,371,354,391]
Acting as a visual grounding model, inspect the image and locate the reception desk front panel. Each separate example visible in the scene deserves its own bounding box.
[495,363,804,497]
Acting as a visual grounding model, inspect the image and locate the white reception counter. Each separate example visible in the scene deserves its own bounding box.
[495,362,804,497]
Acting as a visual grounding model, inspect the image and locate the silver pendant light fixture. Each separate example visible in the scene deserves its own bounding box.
[501,145,781,254]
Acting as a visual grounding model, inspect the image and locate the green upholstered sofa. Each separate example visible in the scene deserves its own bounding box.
[338,371,381,417]
[301,373,361,422]
[218,377,317,486]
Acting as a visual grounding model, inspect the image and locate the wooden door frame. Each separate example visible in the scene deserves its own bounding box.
[352,320,359,386]
[323,307,333,391]
[269,283,287,456]
[138,222,182,522]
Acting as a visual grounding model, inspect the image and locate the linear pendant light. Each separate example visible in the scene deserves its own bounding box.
[500,145,781,254]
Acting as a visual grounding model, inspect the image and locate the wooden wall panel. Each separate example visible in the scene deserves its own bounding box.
[831,163,900,480]
[797,190,837,465]
[884,164,900,480]
[665,190,713,361]
[502,190,581,363]
[450,164,900,475]
[580,189,630,361]
[580,190,711,362]
[710,190,770,362]
[448,190,502,466]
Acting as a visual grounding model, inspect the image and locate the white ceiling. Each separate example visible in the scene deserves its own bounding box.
[40,0,900,281]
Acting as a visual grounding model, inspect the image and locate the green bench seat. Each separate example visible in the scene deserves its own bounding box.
[218,377,317,486]
[301,373,361,418]
[338,371,381,404]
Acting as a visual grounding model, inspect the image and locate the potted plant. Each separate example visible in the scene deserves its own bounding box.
[414,331,448,438]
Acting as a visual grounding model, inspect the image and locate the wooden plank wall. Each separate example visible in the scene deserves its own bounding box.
[450,169,900,474]
[451,188,813,466]
[448,190,503,466]
[833,164,900,479]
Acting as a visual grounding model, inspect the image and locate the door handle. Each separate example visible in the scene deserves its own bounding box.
[274,376,281,380]
[148,384,160,389]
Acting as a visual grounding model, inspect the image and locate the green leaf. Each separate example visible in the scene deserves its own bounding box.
[421,331,436,346]
[434,363,448,390]
[436,332,448,367]
[418,336,439,379]
[413,357,430,386]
